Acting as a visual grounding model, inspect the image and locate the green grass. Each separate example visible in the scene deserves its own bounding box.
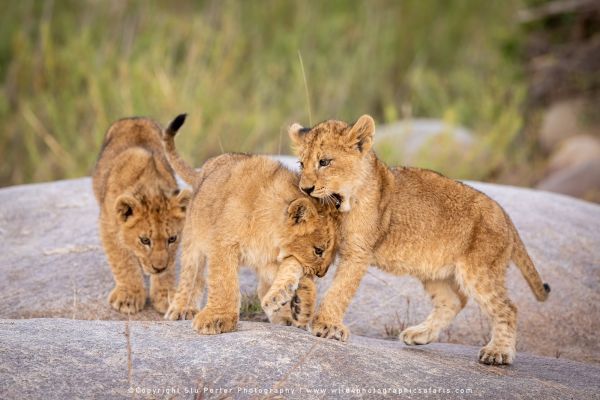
[239,292,268,322]
[0,0,527,186]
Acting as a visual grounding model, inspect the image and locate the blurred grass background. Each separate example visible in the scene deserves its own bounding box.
[0,0,530,186]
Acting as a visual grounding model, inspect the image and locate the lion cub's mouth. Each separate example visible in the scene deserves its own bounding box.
[332,193,343,209]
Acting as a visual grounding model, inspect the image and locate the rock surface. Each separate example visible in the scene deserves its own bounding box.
[372,118,473,164]
[538,98,590,152]
[544,134,600,175]
[537,158,600,202]
[1,318,599,399]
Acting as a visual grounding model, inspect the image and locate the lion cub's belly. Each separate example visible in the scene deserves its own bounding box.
[240,248,276,270]
[373,243,458,281]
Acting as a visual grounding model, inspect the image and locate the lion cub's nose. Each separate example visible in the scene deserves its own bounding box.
[302,186,315,195]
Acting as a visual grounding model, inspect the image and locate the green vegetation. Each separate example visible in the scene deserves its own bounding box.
[239,292,268,322]
[0,0,527,186]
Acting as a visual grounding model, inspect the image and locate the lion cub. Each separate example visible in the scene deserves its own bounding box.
[92,117,191,314]
[162,115,337,334]
[289,115,550,365]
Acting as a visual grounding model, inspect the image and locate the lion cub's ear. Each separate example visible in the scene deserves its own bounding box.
[347,114,375,153]
[115,195,141,224]
[170,188,192,217]
[288,123,310,146]
[287,198,317,225]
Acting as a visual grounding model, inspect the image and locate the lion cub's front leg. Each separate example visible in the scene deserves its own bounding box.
[258,274,316,329]
[164,248,206,321]
[260,258,304,322]
[192,247,240,334]
[108,283,146,314]
[102,230,146,314]
[289,277,317,329]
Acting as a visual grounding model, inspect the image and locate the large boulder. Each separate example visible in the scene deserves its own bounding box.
[1,165,599,366]
[536,134,600,202]
[1,319,599,399]
[543,134,600,175]
[372,118,473,165]
[537,158,600,203]
[538,98,592,152]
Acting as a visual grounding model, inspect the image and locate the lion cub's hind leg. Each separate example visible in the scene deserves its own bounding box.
[457,253,517,365]
[401,277,467,345]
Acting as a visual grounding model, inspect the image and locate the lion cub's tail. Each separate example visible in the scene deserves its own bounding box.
[506,214,550,301]
[163,114,199,186]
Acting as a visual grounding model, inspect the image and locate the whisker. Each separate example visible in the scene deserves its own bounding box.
[325,194,334,208]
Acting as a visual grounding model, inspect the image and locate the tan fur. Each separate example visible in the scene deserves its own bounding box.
[92,117,191,314]
[162,116,337,333]
[289,115,550,365]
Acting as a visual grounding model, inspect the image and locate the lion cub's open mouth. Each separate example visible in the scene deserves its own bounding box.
[332,193,343,209]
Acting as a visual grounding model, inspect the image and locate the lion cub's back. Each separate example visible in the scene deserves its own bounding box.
[189,153,299,228]
[387,166,508,256]
[92,117,176,205]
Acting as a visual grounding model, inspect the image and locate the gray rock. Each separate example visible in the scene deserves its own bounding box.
[373,119,473,164]
[538,98,590,152]
[544,134,600,175]
[1,318,599,399]
[537,158,600,203]
[1,171,599,366]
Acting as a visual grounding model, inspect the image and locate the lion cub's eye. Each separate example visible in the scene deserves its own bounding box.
[140,237,151,246]
[314,247,324,257]
[298,161,304,169]
[167,236,177,244]
[319,159,331,167]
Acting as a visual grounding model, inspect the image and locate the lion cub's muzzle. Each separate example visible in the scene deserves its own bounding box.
[304,188,343,210]
[315,263,331,278]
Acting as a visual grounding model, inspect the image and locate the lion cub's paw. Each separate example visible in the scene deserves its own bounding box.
[478,345,515,365]
[310,315,349,342]
[290,281,316,329]
[192,310,238,334]
[400,324,438,345]
[261,281,297,318]
[108,286,146,314]
[164,303,199,321]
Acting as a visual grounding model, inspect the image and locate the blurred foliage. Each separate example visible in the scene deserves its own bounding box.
[0,0,528,186]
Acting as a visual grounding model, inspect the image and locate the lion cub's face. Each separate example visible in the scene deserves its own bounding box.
[279,198,337,278]
[114,189,191,275]
[288,115,376,212]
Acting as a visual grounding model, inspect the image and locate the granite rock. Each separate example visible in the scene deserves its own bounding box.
[1,319,599,399]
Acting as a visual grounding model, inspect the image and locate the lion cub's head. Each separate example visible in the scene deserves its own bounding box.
[279,198,337,278]
[114,187,191,275]
[288,115,376,212]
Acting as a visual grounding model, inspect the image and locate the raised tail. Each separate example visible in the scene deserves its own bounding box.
[162,113,198,186]
[506,214,550,301]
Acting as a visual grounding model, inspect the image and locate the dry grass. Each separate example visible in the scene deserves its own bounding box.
[383,298,411,340]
